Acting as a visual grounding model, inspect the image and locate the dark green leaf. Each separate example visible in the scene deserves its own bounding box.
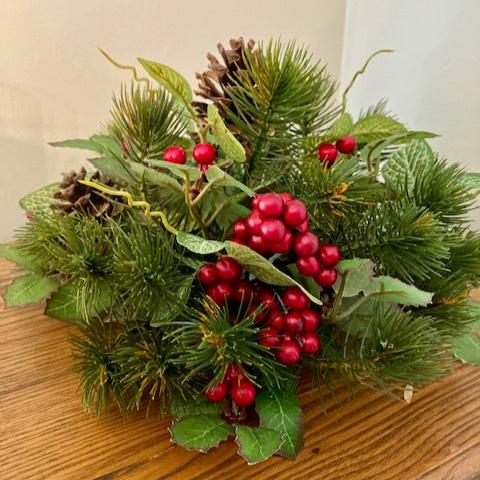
[225,241,321,305]
[325,112,353,140]
[170,394,222,417]
[169,414,234,452]
[147,159,202,180]
[256,386,304,460]
[207,104,246,162]
[89,157,137,184]
[176,232,224,254]
[4,274,59,308]
[235,425,283,464]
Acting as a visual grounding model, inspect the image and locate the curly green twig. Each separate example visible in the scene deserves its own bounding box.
[98,47,150,86]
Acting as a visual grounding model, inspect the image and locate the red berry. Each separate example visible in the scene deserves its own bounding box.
[336,135,356,154]
[258,327,281,347]
[198,264,217,287]
[163,146,186,164]
[205,380,228,402]
[302,332,321,354]
[301,309,321,332]
[314,268,337,288]
[317,143,338,165]
[266,309,285,331]
[207,282,233,306]
[296,219,309,233]
[282,286,310,310]
[270,230,293,254]
[233,219,250,240]
[258,193,284,218]
[285,311,304,334]
[232,279,254,304]
[260,218,286,243]
[282,332,293,342]
[255,287,279,311]
[319,244,342,266]
[248,235,268,254]
[296,255,321,277]
[231,237,246,245]
[252,194,263,209]
[230,379,256,407]
[283,200,307,228]
[246,210,263,235]
[225,364,246,385]
[293,232,319,257]
[279,192,294,203]
[276,340,302,366]
[192,143,216,164]
[215,257,242,282]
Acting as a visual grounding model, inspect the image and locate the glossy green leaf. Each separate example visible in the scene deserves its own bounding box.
[138,58,193,106]
[169,414,234,452]
[0,244,37,271]
[365,275,433,306]
[225,241,321,305]
[170,394,222,418]
[235,425,283,464]
[333,258,375,297]
[207,104,246,162]
[176,232,225,254]
[19,183,60,214]
[4,274,59,308]
[256,386,304,460]
[205,165,255,196]
[450,333,480,365]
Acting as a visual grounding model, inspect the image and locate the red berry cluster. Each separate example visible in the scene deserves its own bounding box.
[258,287,321,366]
[317,135,356,167]
[163,142,217,174]
[231,193,341,289]
[205,364,256,407]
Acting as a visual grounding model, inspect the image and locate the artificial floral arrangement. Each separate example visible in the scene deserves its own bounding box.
[2,37,480,464]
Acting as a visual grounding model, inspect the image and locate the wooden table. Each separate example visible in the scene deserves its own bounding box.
[2,258,480,480]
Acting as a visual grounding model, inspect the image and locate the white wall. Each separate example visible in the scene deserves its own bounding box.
[341,0,480,176]
[0,0,346,241]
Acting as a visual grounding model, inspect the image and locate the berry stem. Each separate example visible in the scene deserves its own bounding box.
[327,271,348,322]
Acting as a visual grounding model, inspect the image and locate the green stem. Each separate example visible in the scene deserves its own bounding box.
[329,271,348,322]
[191,177,221,207]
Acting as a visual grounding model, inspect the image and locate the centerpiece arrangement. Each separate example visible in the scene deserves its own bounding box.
[2,37,480,464]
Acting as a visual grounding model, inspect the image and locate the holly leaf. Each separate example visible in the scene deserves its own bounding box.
[255,386,304,460]
[170,394,222,418]
[450,333,480,365]
[147,159,202,180]
[333,258,375,297]
[225,241,321,305]
[176,232,225,254]
[169,414,234,453]
[207,104,246,162]
[352,115,407,143]
[206,166,255,196]
[382,140,434,194]
[45,280,112,322]
[325,112,353,140]
[365,275,433,306]
[4,274,59,308]
[235,426,283,464]
[19,183,60,214]
[138,58,193,106]
[0,244,37,271]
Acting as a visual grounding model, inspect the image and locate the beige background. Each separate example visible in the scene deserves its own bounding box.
[0,0,479,241]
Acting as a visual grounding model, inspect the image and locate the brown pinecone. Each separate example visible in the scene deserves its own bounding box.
[52,168,112,217]
[193,37,255,119]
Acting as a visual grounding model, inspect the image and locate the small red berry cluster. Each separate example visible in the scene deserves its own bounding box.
[317,135,356,167]
[163,143,217,174]
[231,192,341,289]
[258,287,321,366]
[205,364,256,407]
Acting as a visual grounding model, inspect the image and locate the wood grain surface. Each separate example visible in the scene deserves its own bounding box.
[1,258,480,480]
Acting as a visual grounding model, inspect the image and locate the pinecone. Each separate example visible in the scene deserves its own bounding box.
[193,37,255,120]
[52,168,112,217]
